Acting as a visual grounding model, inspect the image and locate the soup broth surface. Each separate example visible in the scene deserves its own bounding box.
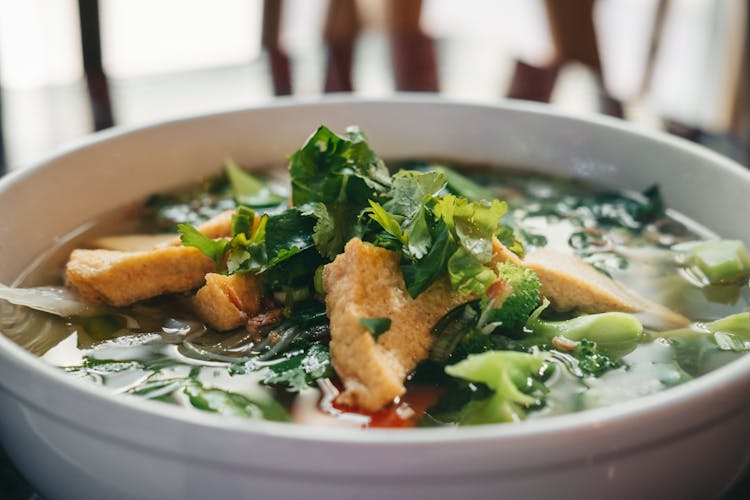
[3,162,749,428]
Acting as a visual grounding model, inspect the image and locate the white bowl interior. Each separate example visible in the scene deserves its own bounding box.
[0,97,749,500]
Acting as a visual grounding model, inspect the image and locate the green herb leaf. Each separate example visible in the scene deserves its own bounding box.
[289,125,390,207]
[358,317,392,339]
[401,218,457,298]
[434,195,507,263]
[177,223,227,267]
[184,382,290,421]
[261,343,332,391]
[231,205,256,236]
[368,200,405,242]
[447,247,498,297]
[225,159,285,207]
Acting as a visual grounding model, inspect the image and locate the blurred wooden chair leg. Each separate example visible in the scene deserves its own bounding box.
[507,60,559,103]
[0,85,5,176]
[386,0,438,92]
[324,0,359,93]
[543,0,623,118]
[78,0,114,131]
[262,0,292,96]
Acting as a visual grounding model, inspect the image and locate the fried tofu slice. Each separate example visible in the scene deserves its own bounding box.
[490,235,523,266]
[191,273,264,331]
[170,210,235,244]
[524,247,689,328]
[89,234,176,252]
[87,210,236,252]
[65,246,214,307]
[323,238,466,412]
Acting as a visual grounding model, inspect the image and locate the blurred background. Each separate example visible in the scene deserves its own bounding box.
[0,0,748,175]
[0,0,749,498]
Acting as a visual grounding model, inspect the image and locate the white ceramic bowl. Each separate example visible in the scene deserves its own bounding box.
[0,96,749,500]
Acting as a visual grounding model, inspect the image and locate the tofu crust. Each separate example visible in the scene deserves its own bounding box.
[524,247,689,328]
[191,273,264,331]
[65,246,214,306]
[323,238,466,412]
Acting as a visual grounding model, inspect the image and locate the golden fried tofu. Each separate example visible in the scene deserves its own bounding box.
[88,210,237,252]
[323,238,466,412]
[490,235,523,266]
[524,247,689,328]
[65,246,214,306]
[191,273,264,331]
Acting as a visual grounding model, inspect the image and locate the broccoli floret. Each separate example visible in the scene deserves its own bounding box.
[572,339,619,377]
[658,312,750,351]
[480,263,541,331]
[444,350,550,424]
[522,300,643,359]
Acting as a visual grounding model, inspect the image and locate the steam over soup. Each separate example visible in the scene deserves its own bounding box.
[2,125,749,428]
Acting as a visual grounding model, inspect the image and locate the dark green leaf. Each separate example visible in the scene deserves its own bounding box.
[358,317,392,339]
[82,314,126,341]
[289,125,390,207]
[184,382,290,421]
[264,209,316,263]
[177,223,227,267]
[261,342,332,391]
[401,218,457,298]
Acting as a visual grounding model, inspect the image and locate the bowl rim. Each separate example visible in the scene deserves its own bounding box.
[1,93,750,449]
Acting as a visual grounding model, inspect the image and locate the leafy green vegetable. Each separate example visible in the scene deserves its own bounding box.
[225,159,285,207]
[434,195,506,263]
[261,342,332,391]
[447,247,498,297]
[289,125,391,259]
[444,350,550,424]
[399,218,457,297]
[289,125,390,206]
[230,205,256,236]
[81,314,126,341]
[184,382,290,421]
[358,317,391,339]
[177,223,227,268]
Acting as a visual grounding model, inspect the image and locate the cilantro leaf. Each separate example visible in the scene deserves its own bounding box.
[368,200,405,243]
[289,125,390,207]
[447,247,498,297]
[434,195,507,263]
[401,218,457,298]
[177,223,227,268]
[289,126,390,259]
[358,317,392,339]
[302,202,362,261]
